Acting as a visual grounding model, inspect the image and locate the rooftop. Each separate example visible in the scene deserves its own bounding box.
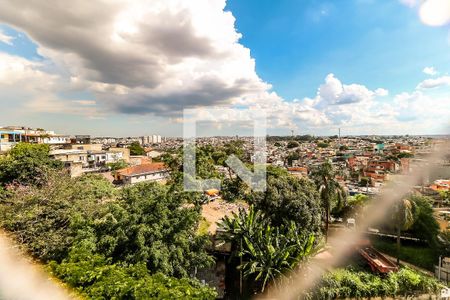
[116,162,168,177]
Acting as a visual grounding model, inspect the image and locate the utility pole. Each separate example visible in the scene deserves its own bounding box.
[338,128,341,145]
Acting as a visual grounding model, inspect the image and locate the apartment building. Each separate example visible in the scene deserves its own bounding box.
[113,162,169,184]
[0,126,70,152]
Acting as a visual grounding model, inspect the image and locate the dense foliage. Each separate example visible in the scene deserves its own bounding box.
[0,161,216,299]
[128,142,146,156]
[107,159,129,171]
[310,267,443,299]
[220,206,316,293]
[0,143,63,186]
[50,240,216,300]
[407,195,440,246]
[221,177,247,202]
[248,175,322,235]
[287,141,299,149]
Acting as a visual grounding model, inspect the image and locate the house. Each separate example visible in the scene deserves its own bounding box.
[68,143,102,151]
[50,149,89,167]
[146,150,163,159]
[430,179,450,192]
[50,148,128,176]
[287,166,308,178]
[109,147,130,163]
[113,163,169,184]
[0,129,21,152]
[0,126,70,152]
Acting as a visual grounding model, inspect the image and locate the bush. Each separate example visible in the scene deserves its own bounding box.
[317,142,329,148]
[310,267,443,299]
[287,141,299,148]
[50,241,216,300]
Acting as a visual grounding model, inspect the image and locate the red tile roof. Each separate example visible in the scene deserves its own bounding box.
[116,163,168,176]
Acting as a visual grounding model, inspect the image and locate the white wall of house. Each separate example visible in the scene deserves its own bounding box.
[106,152,123,163]
[0,142,14,152]
[42,136,70,144]
[126,171,169,184]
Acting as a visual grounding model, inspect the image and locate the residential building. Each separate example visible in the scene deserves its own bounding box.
[113,163,169,184]
[287,166,308,178]
[0,126,70,152]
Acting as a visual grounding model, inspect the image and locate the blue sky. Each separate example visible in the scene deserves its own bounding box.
[226,0,450,97]
[0,0,449,136]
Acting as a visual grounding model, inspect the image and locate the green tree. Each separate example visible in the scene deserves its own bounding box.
[220,206,316,293]
[50,240,216,300]
[359,177,371,187]
[392,198,415,265]
[91,182,213,277]
[311,161,346,241]
[408,195,440,246]
[397,152,414,159]
[317,142,329,148]
[162,146,221,189]
[211,150,227,166]
[248,175,322,236]
[128,142,146,155]
[221,177,247,202]
[0,172,116,262]
[339,194,369,219]
[285,151,300,166]
[287,141,299,149]
[222,141,247,162]
[0,143,63,186]
[107,159,129,171]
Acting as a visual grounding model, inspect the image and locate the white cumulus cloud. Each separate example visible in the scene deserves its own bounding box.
[417,75,450,89]
[423,66,438,76]
[0,29,13,45]
[0,0,269,115]
[419,0,450,27]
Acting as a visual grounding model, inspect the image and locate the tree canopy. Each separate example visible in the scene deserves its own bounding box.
[128,142,146,156]
[0,143,63,186]
[248,174,322,235]
[0,168,215,298]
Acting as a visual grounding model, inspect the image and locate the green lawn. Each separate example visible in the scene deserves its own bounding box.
[371,238,438,271]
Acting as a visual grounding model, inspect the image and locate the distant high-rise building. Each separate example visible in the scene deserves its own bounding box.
[141,135,162,145]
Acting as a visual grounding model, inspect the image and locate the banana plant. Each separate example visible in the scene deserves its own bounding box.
[219,206,316,293]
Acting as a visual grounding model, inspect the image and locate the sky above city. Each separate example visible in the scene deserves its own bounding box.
[0,0,449,137]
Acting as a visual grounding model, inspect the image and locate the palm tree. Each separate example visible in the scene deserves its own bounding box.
[311,160,346,242]
[220,206,315,293]
[392,198,415,265]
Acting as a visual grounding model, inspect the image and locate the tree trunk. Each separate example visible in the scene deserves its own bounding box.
[396,226,401,266]
[325,207,329,243]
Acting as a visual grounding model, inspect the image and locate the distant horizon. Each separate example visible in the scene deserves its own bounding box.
[88,133,450,139]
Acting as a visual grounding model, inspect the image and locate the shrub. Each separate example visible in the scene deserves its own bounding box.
[310,267,443,299]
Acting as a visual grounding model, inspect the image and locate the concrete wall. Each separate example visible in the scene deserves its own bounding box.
[70,144,102,151]
[126,171,168,184]
[109,147,130,162]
